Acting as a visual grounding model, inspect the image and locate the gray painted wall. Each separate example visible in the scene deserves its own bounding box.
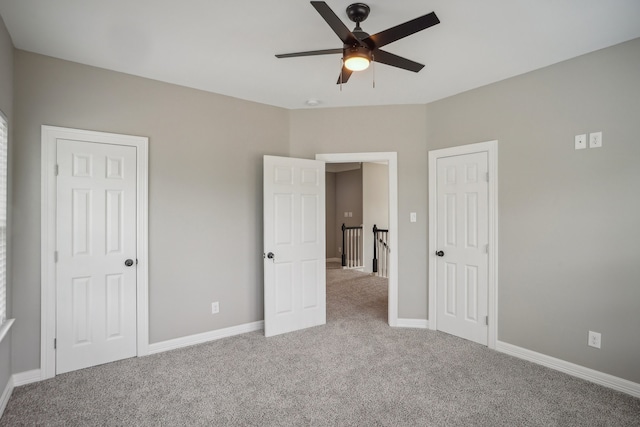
[0,14,12,395]
[11,50,289,372]
[336,168,363,228]
[325,172,336,259]
[362,163,388,273]
[335,168,363,259]
[425,38,640,383]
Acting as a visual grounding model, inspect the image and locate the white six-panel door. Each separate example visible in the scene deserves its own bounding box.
[435,151,489,345]
[263,155,325,337]
[56,139,138,373]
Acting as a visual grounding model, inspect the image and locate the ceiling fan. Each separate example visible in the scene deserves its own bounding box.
[275,1,440,84]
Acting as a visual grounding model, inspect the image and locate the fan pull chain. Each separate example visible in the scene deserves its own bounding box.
[372,54,376,88]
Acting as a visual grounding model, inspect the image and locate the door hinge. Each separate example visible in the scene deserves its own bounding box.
[54,164,59,176]
[485,244,489,254]
[54,338,57,349]
[485,316,489,326]
[54,251,58,263]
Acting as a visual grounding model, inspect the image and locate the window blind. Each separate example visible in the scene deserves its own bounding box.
[0,112,7,325]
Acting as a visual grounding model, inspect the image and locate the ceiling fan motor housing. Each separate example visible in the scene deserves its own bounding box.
[344,45,372,61]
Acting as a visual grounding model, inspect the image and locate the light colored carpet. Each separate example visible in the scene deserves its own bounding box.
[326,260,342,270]
[1,267,639,426]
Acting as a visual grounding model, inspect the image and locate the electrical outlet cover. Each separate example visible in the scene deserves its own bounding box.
[589,132,602,148]
[575,134,587,150]
[588,331,601,349]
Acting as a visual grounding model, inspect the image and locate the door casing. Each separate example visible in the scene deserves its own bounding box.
[41,125,149,379]
[428,141,498,348]
[316,152,399,327]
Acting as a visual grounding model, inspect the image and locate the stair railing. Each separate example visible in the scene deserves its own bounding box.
[341,223,363,268]
[372,224,390,278]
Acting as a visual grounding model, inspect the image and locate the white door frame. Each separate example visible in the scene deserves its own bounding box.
[316,152,399,327]
[428,141,498,349]
[40,125,149,379]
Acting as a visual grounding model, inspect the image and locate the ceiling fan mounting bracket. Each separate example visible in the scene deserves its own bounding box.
[346,3,370,23]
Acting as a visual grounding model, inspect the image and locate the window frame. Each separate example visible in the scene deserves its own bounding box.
[0,109,12,343]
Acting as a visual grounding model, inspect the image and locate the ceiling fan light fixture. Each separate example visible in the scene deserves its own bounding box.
[344,46,372,71]
[344,56,370,71]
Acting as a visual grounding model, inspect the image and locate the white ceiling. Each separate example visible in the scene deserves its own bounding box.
[1,0,639,110]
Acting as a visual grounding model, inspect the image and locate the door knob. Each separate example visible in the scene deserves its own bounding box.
[266,252,275,259]
[435,251,445,257]
[124,259,134,267]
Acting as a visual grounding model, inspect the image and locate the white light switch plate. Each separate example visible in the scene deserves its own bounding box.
[410,212,417,222]
[575,134,587,150]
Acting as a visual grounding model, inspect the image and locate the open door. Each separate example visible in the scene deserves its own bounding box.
[263,156,326,337]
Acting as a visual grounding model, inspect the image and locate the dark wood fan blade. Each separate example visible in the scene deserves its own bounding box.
[373,49,424,72]
[336,67,353,84]
[311,1,359,45]
[364,12,440,49]
[276,48,343,59]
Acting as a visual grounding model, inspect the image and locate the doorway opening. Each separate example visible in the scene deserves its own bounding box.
[325,161,390,322]
[316,152,398,326]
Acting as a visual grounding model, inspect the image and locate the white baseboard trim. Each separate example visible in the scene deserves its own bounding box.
[396,318,429,329]
[148,321,264,355]
[327,257,341,263]
[496,341,640,398]
[1,369,42,418]
[13,369,43,386]
[0,376,13,419]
